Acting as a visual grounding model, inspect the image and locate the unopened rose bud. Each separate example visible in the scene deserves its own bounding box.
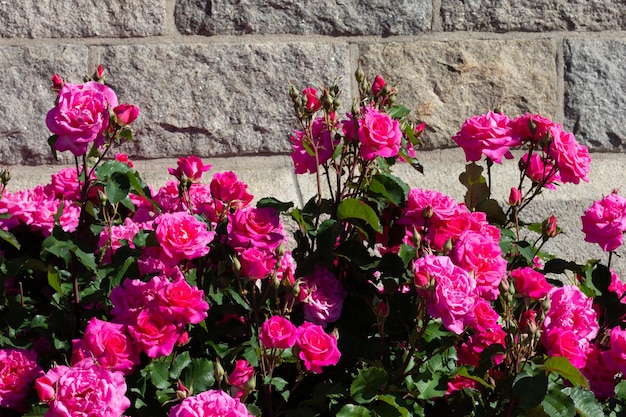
[371,75,386,95]
[93,64,105,82]
[411,227,421,247]
[422,206,433,219]
[333,98,341,109]
[0,168,10,186]
[231,255,241,273]
[51,73,64,91]
[381,84,391,98]
[443,238,453,254]
[243,373,256,394]
[34,376,56,402]
[322,92,333,110]
[289,84,300,101]
[176,331,190,346]
[214,358,225,384]
[508,187,522,207]
[114,104,140,125]
[355,65,365,84]
[176,380,192,400]
[541,215,558,239]
[292,279,301,297]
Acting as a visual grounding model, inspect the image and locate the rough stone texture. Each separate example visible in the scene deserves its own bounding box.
[0,46,88,165]
[0,1,166,38]
[98,43,351,160]
[441,0,626,32]
[564,39,626,151]
[174,0,431,36]
[359,40,558,148]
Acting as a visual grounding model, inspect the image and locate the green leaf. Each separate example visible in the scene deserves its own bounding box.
[542,385,576,417]
[105,171,131,204]
[368,173,409,206]
[47,266,62,293]
[337,404,372,417]
[458,162,489,211]
[561,387,604,417]
[350,367,388,404]
[0,229,20,249]
[544,357,589,388]
[414,369,448,400]
[170,351,192,380]
[257,197,294,213]
[48,134,59,161]
[183,358,215,393]
[146,360,171,390]
[388,105,411,119]
[375,394,411,417]
[513,372,548,410]
[23,405,48,417]
[337,198,382,233]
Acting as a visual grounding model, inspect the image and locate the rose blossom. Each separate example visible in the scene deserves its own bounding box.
[71,317,139,374]
[159,277,209,325]
[35,359,130,417]
[542,328,588,369]
[452,111,520,164]
[210,171,254,212]
[302,87,321,113]
[605,326,626,375]
[168,156,212,183]
[113,103,139,125]
[0,348,43,412]
[128,307,181,358]
[581,191,626,252]
[295,322,341,374]
[510,267,552,300]
[228,360,254,398]
[240,247,276,279]
[547,127,590,184]
[290,116,339,175]
[168,389,252,417]
[468,299,501,333]
[46,81,119,156]
[583,344,619,400]
[154,211,215,265]
[413,254,477,334]
[358,106,402,160]
[300,266,348,327]
[457,326,506,367]
[511,113,560,145]
[260,315,298,349]
[227,207,284,251]
[519,152,561,190]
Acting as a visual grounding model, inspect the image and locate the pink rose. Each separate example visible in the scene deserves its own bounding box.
[547,127,590,184]
[520,152,560,189]
[128,307,180,358]
[240,247,276,279]
[457,326,506,367]
[583,344,619,400]
[290,116,339,174]
[227,207,284,251]
[511,113,560,145]
[71,317,139,374]
[46,81,119,156]
[155,211,215,265]
[210,171,254,211]
[414,254,477,334]
[168,156,212,183]
[160,278,209,324]
[581,191,626,252]
[113,103,139,125]
[358,107,402,160]
[260,316,297,349]
[508,187,522,207]
[302,87,321,113]
[452,111,520,163]
[300,267,348,327]
[371,75,386,95]
[543,328,588,368]
[36,359,130,417]
[228,360,254,398]
[0,348,43,412]
[296,322,341,374]
[510,267,552,300]
[168,389,253,417]
[468,299,501,333]
[606,326,626,375]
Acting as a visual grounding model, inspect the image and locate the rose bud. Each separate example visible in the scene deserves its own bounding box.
[114,104,140,125]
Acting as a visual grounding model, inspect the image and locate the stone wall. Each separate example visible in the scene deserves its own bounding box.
[0,0,624,165]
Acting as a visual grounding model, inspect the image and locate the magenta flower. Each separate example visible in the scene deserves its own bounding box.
[452,111,520,164]
[295,322,341,374]
[358,106,402,160]
[0,348,43,412]
[581,191,626,252]
[154,211,215,265]
[168,389,252,417]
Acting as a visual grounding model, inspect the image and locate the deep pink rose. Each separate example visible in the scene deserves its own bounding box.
[468,299,501,333]
[227,207,284,251]
[260,315,297,349]
[36,359,130,417]
[371,75,386,95]
[358,107,402,160]
[300,267,348,327]
[296,322,341,374]
[210,171,253,211]
[457,326,506,367]
[583,344,619,400]
[547,127,590,184]
[228,360,254,398]
[511,113,560,145]
[606,326,626,375]
[520,152,560,189]
[510,267,552,300]
[0,348,43,412]
[302,87,321,113]
[46,81,118,156]
[452,111,520,163]
[168,389,253,417]
[113,103,139,125]
[240,247,276,279]
[290,116,339,174]
[160,278,209,324]
[413,254,477,334]
[168,156,212,183]
[71,318,139,374]
[155,211,215,265]
[543,328,588,369]
[128,307,180,358]
[581,191,626,252]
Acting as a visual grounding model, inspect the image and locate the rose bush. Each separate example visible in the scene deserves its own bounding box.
[1,64,626,417]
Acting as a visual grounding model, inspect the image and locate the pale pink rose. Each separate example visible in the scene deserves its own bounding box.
[302,86,321,113]
[358,106,402,160]
[290,116,339,174]
[260,315,298,349]
[159,278,209,325]
[581,191,626,252]
[46,81,119,156]
[168,156,212,183]
[547,127,590,184]
[71,318,139,374]
[154,211,214,265]
[36,359,130,417]
[468,299,501,333]
[452,111,520,164]
[227,207,284,251]
[239,247,276,279]
[583,344,619,400]
[168,389,253,417]
[542,285,599,353]
[113,103,139,125]
[457,325,506,367]
[449,230,507,300]
[414,254,477,334]
[542,328,588,368]
[300,267,348,327]
[228,360,254,398]
[210,171,254,211]
[128,307,180,358]
[0,348,43,412]
[510,267,552,300]
[519,152,561,190]
[295,322,341,374]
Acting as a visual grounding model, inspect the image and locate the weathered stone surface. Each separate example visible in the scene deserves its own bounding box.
[359,40,558,148]
[0,1,166,38]
[98,43,351,159]
[0,46,88,165]
[564,39,626,151]
[174,0,431,36]
[441,0,626,32]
